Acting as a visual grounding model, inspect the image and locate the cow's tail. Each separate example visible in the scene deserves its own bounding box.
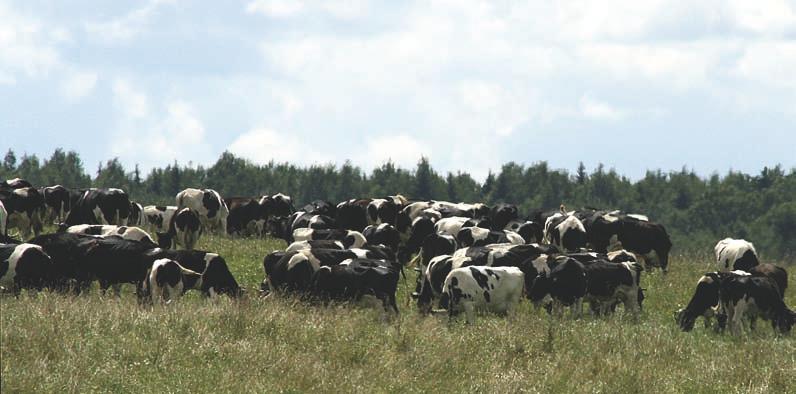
[407,250,422,269]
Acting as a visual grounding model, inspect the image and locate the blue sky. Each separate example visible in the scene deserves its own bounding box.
[1,0,794,180]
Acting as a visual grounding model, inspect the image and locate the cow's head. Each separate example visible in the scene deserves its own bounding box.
[156,232,173,249]
[201,255,242,298]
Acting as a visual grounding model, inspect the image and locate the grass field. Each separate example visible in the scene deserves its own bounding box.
[2,234,795,393]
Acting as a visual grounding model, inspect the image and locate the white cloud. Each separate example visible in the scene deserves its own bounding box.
[61,70,98,101]
[580,94,625,121]
[734,41,796,88]
[112,78,149,118]
[246,0,369,19]
[246,0,305,18]
[361,134,431,171]
[84,0,174,42]
[228,127,329,165]
[0,2,61,83]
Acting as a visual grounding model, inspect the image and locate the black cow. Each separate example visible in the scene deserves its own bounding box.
[586,215,672,272]
[720,275,795,335]
[63,188,131,226]
[40,185,71,223]
[336,199,370,231]
[263,248,386,294]
[226,197,266,236]
[362,223,401,252]
[0,186,44,238]
[0,243,54,294]
[398,216,436,264]
[151,249,241,297]
[259,193,295,218]
[490,203,519,230]
[311,258,400,313]
[157,207,202,250]
[582,260,643,317]
[71,236,160,294]
[28,232,95,292]
[528,256,587,317]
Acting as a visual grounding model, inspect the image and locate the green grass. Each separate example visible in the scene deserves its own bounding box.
[2,235,795,393]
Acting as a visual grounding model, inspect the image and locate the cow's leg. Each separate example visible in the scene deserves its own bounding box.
[571,298,583,319]
[463,302,475,324]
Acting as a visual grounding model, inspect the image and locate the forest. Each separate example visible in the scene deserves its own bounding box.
[1,148,794,261]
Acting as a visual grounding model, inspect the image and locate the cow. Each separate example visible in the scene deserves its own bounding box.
[290,212,336,231]
[584,213,672,272]
[504,220,544,244]
[27,232,94,292]
[528,256,587,318]
[720,275,795,335]
[362,223,401,253]
[259,193,295,218]
[581,260,643,317]
[435,216,472,236]
[128,201,144,226]
[157,208,202,250]
[153,249,241,297]
[0,243,53,294]
[69,236,161,295]
[489,203,519,231]
[714,238,759,272]
[544,213,587,253]
[431,201,490,219]
[398,216,437,264]
[292,228,367,249]
[285,240,345,253]
[226,197,266,236]
[0,187,44,239]
[176,188,229,234]
[310,258,400,314]
[65,224,156,246]
[456,227,524,247]
[1,178,32,190]
[676,264,788,332]
[367,196,404,226]
[143,205,178,232]
[441,266,524,323]
[62,188,131,226]
[141,258,202,305]
[40,185,71,223]
[263,248,386,294]
[335,199,370,231]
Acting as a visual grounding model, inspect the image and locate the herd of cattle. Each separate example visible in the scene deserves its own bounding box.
[1,178,793,335]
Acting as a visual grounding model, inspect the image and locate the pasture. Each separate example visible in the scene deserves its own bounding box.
[2,234,795,393]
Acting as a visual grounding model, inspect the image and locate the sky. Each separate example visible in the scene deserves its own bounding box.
[1,0,794,181]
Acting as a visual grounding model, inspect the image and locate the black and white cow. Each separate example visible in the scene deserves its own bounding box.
[40,185,71,223]
[714,238,759,272]
[676,264,788,332]
[582,260,644,317]
[141,258,202,304]
[544,213,587,253]
[69,236,160,294]
[0,243,53,294]
[259,193,295,218]
[157,208,202,250]
[263,248,387,294]
[290,212,336,231]
[292,228,367,249]
[154,249,241,297]
[456,227,524,247]
[720,274,795,335]
[367,196,405,226]
[435,216,472,236]
[128,201,144,226]
[431,201,490,219]
[335,199,370,231]
[504,220,544,244]
[310,258,400,314]
[584,213,672,272]
[63,188,131,227]
[441,266,524,323]
[1,178,32,190]
[65,224,156,246]
[285,239,345,253]
[176,188,229,234]
[27,232,94,292]
[398,216,437,264]
[0,186,44,239]
[226,197,266,236]
[489,203,519,231]
[143,205,178,232]
[528,256,587,318]
[362,223,401,252]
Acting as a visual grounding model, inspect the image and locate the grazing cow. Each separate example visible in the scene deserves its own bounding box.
[263,248,384,294]
[431,201,490,219]
[157,208,202,250]
[1,187,44,239]
[176,188,229,234]
[544,213,587,253]
[128,202,144,226]
[435,216,472,236]
[720,275,795,335]
[676,264,788,332]
[367,197,403,226]
[40,185,71,223]
[0,243,53,294]
[441,266,524,323]
[226,197,266,236]
[585,213,672,272]
[65,224,156,246]
[490,203,519,231]
[714,238,759,271]
[398,216,437,264]
[259,193,295,218]
[292,228,367,249]
[1,178,32,190]
[142,258,202,304]
[63,188,131,226]
[154,250,241,297]
[290,212,336,231]
[362,223,401,252]
[286,240,345,252]
[70,236,160,294]
[417,233,458,268]
[311,258,400,314]
[456,227,524,247]
[528,256,587,317]
[582,260,643,317]
[265,216,293,243]
[504,220,544,244]
[335,199,370,231]
[27,233,94,292]
[143,205,178,232]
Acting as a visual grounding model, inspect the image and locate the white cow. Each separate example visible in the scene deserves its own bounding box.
[442,265,525,323]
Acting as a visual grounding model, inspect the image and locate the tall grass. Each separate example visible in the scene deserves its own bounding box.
[2,236,795,393]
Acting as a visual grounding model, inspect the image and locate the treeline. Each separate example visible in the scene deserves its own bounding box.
[2,149,794,261]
